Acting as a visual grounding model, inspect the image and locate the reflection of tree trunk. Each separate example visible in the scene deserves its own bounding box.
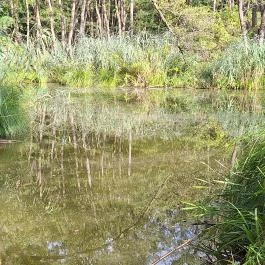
[231,143,239,169]
[119,138,122,178]
[101,151,104,176]
[39,105,46,143]
[86,157,92,188]
[70,111,81,191]
[37,150,43,198]
[46,0,56,45]
[60,143,65,196]
[128,131,132,176]
[58,0,66,47]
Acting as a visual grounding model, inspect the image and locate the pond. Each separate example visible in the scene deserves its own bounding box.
[0,88,264,265]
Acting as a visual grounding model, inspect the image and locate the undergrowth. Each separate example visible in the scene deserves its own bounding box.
[205,40,265,90]
[187,137,265,264]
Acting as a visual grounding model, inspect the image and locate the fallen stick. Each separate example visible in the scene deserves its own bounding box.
[151,238,193,265]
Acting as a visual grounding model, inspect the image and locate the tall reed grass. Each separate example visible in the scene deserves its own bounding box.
[0,86,29,138]
[188,138,265,264]
[0,34,198,89]
[206,40,265,90]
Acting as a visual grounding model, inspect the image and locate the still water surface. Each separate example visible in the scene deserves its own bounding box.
[1,88,255,264]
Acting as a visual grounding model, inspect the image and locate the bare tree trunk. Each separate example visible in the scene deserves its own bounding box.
[102,0,110,37]
[238,0,247,39]
[10,0,21,42]
[152,0,185,54]
[227,0,232,9]
[46,0,56,45]
[213,0,217,11]
[115,0,122,36]
[130,0,134,35]
[120,0,126,35]
[80,0,88,37]
[87,3,94,37]
[25,0,30,47]
[96,1,103,37]
[58,0,66,47]
[252,4,258,29]
[35,0,42,40]
[68,0,78,47]
[259,6,265,43]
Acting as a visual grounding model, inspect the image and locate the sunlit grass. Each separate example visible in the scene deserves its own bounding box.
[206,40,265,90]
[187,137,265,264]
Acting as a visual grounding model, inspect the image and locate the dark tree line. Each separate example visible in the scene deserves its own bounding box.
[2,0,265,49]
[1,0,165,47]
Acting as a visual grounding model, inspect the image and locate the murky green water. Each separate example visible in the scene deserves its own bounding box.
[0,88,264,265]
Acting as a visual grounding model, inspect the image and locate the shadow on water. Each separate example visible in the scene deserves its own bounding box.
[1,88,262,264]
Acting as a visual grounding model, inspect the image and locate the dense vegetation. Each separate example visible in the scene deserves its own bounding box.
[0,0,265,90]
[1,0,265,264]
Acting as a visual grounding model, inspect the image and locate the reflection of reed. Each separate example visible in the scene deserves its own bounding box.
[37,149,43,198]
[128,130,132,176]
[101,151,104,177]
[86,157,92,188]
[119,137,122,178]
[60,142,65,196]
[39,104,46,143]
[50,113,57,160]
[70,111,81,192]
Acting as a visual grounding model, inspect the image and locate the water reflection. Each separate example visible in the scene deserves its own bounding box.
[0,92,229,265]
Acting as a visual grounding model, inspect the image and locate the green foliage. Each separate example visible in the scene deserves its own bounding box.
[207,40,265,90]
[0,86,28,138]
[155,1,239,55]
[0,16,13,31]
[190,138,265,264]
[4,34,188,89]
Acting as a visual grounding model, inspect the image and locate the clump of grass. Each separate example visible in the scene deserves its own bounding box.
[188,138,265,264]
[0,39,49,85]
[206,40,265,90]
[0,86,29,138]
